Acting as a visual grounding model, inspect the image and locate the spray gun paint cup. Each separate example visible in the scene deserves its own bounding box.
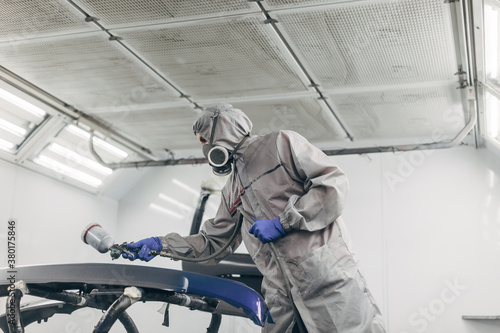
[81,223,115,253]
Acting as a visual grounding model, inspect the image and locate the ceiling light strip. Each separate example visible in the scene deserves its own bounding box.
[0,118,26,136]
[48,143,113,175]
[34,154,103,188]
[0,87,46,118]
[0,66,157,159]
[0,138,14,150]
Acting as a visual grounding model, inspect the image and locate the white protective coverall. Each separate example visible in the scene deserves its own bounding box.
[160,103,386,333]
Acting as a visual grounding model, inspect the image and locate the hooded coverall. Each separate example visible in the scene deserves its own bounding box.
[160,103,386,333]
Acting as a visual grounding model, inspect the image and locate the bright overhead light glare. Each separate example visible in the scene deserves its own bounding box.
[0,138,14,150]
[485,4,499,80]
[172,179,199,196]
[149,203,183,219]
[34,154,103,188]
[0,118,27,137]
[67,125,128,159]
[158,193,193,211]
[0,88,46,118]
[48,143,113,175]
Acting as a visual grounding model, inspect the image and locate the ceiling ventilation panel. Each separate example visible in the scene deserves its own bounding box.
[327,84,465,141]
[265,0,350,10]
[74,0,259,28]
[272,0,457,89]
[113,15,309,100]
[0,32,179,112]
[94,105,201,151]
[0,0,96,42]
[224,97,347,144]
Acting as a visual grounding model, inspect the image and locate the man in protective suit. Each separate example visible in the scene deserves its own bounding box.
[123,103,386,333]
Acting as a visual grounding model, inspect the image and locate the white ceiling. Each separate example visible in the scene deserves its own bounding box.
[0,0,473,167]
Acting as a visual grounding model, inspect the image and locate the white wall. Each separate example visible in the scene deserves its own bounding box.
[2,145,500,333]
[0,159,119,266]
[379,146,500,333]
[339,146,500,333]
[0,158,120,332]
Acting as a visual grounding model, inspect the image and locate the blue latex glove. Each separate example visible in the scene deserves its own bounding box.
[123,237,162,262]
[248,217,286,244]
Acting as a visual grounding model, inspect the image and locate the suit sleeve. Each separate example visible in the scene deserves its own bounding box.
[158,191,242,265]
[277,130,349,232]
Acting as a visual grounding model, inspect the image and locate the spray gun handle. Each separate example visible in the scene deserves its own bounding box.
[109,242,138,260]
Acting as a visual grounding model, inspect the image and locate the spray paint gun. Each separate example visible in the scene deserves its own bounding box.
[81,224,137,260]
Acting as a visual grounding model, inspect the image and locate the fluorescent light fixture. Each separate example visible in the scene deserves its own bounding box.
[149,203,183,219]
[485,4,499,80]
[0,138,14,150]
[158,193,193,211]
[67,125,128,159]
[172,179,199,196]
[48,143,113,175]
[0,87,46,118]
[34,154,103,188]
[0,118,26,137]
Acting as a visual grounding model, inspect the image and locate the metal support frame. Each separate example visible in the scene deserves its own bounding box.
[3,282,221,333]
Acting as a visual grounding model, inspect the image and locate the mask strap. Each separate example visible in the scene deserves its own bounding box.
[209,110,220,145]
[228,135,249,160]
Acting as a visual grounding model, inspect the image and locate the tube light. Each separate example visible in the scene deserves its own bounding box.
[48,143,113,175]
[0,138,14,150]
[149,203,183,219]
[485,4,499,80]
[0,88,46,118]
[67,125,128,159]
[0,118,27,137]
[158,193,193,211]
[34,154,103,188]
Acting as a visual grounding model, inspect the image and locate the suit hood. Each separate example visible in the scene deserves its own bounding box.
[193,103,253,151]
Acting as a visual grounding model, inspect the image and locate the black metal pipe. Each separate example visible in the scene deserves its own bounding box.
[206,313,222,333]
[6,289,24,333]
[190,191,211,235]
[93,294,133,333]
[117,311,139,333]
[142,290,216,313]
[27,285,84,305]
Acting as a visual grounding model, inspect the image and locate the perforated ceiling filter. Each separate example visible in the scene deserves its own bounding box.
[265,0,348,9]
[0,0,96,42]
[116,16,307,100]
[274,0,457,89]
[221,97,346,143]
[94,105,201,151]
[327,84,465,140]
[0,32,178,111]
[76,0,258,28]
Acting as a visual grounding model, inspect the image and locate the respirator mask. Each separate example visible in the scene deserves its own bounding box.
[202,110,248,177]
